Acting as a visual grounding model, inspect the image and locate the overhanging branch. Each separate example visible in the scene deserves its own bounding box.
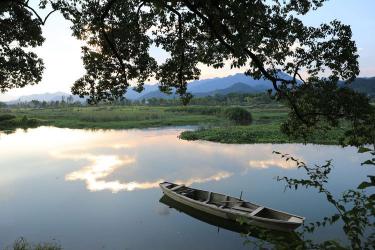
[181,0,309,124]
[163,3,185,90]
[17,0,57,25]
[100,0,127,81]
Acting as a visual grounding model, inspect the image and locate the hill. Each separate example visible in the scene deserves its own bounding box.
[5,74,374,103]
[194,82,263,97]
[346,77,375,97]
[6,92,85,104]
[138,73,275,99]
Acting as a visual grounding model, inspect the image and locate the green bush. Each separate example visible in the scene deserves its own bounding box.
[224,107,252,125]
[0,114,16,121]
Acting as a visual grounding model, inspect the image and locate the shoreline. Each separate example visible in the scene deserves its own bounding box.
[0,106,343,145]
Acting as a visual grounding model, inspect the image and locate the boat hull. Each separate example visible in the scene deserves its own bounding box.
[160,182,304,232]
[159,195,302,243]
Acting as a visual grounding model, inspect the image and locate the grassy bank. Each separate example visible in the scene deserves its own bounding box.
[179,107,344,144]
[3,106,224,129]
[179,124,344,144]
[0,114,45,132]
[0,105,344,144]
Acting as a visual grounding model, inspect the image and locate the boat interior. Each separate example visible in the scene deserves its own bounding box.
[163,182,296,221]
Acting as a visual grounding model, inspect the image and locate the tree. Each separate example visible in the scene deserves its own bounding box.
[67,95,74,104]
[30,99,41,107]
[0,0,46,92]
[55,0,360,107]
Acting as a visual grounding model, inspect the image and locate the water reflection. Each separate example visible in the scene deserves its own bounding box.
[248,159,296,169]
[0,126,372,249]
[64,150,232,192]
[0,127,367,196]
[65,155,141,192]
[40,127,300,193]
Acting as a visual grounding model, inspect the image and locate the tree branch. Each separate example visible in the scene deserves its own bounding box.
[100,0,127,80]
[163,3,185,90]
[17,1,57,25]
[182,0,309,124]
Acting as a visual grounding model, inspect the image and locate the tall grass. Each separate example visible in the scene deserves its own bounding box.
[4,238,62,250]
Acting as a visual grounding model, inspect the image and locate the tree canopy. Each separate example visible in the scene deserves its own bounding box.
[0,0,45,92]
[1,0,374,145]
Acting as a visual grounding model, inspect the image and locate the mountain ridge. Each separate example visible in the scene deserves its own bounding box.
[4,74,374,103]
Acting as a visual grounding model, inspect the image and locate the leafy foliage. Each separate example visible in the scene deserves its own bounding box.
[0,114,16,121]
[274,151,375,249]
[223,107,252,125]
[59,0,358,101]
[0,0,45,92]
[280,78,375,147]
[30,0,359,104]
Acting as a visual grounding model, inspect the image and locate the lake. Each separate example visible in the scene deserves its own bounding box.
[0,126,372,249]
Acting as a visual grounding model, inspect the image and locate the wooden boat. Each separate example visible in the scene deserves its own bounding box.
[160,181,305,232]
[159,195,302,244]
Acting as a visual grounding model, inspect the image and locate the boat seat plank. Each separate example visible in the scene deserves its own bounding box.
[250,206,264,216]
[220,200,243,204]
[170,185,184,191]
[180,189,194,196]
[232,205,254,213]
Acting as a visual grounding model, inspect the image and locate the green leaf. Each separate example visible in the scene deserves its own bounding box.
[331,214,340,223]
[357,181,373,189]
[358,147,372,153]
[361,160,375,166]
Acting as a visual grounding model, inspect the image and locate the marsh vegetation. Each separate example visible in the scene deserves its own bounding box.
[0,104,347,145]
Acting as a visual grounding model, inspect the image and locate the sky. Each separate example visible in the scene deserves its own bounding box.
[1,0,374,101]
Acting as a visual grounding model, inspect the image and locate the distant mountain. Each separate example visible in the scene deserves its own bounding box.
[138,73,277,99]
[139,90,178,100]
[136,74,375,100]
[3,73,285,102]
[125,84,159,100]
[186,73,278,93]
[6,92,86,104]
[344,77,375,97]
[194,82,263,97]
[7,74,373,103]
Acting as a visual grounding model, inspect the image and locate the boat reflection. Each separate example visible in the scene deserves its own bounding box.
[159,195,301,245]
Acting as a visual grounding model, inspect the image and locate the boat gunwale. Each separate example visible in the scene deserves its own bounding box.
[160,182,305,225]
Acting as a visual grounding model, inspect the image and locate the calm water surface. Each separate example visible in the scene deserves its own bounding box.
[0,127,372,249]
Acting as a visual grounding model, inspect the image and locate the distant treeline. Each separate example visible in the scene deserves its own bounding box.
[1,93,278,108]
[144,93,277,106]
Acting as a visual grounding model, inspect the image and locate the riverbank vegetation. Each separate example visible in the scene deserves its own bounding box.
[0,113,44,132]
[0,101,345,145]
[4,238,61,250]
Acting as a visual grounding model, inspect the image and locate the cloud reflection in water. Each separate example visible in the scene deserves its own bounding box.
[45,127,302,193]
[64,152,232,193]
[248,159,296,169]
[63,152,232,193]
[65,155,147,192]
